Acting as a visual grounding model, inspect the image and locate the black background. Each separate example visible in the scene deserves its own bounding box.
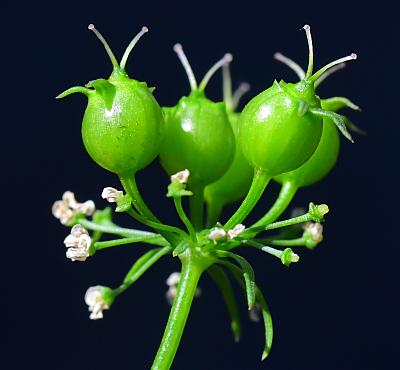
[3,0,398,369]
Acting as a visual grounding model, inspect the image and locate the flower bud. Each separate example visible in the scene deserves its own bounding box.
[101,187,123,203]
[170,169,190,184]
[227,224,246,240]
[208,228,227,242]
[52,191,95,225]
[63,224,91,261]
[84,285,114,320]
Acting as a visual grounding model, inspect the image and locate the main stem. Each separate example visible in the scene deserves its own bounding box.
[151,253,203,370]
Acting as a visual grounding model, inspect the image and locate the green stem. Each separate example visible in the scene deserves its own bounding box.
[79,219,154,238]
[174,197,197,242]
[126,208,187,239]
[270,237,307,247]
[151,253,204,370]
[119,173,160,222]
[206,199,224,228]
[250,181,298,231]
[189,181,205,231]
[95,235,168,250]
[120,173,180,244]
[224,169,271,230]
[262,213,313,231]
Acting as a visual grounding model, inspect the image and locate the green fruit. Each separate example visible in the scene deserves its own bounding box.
[160,91,234,185]
[238,25,354,178]
[57,25,164,176]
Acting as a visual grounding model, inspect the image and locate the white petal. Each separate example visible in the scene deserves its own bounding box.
[78,200,96,216]
[89,310,104,320]
[59,209,74,225]
[52,200,67,218]
[170,169,190,184]
[78,234,91,251]
[71,224,88,237]
[62,191,78,209]
[85,286,103,306]
[304,222,323,242]
[227,224,246,239]
[166,272,181,287]
[101,187,122,203]
[208,228,226,241]
[66,247,88,261]
[64,234,77,248]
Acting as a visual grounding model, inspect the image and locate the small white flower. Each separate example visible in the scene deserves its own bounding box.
[85,286,110,320]
[289,251,300,263]
[63,224,91,262]
[208,227,227,242]
[304,222,323,243]
[249,303,261,322]
[165,271,201,305]
[101,187,123,203]
[52,191,95,224]
[76,200,95,216]
[227,224,246,240]
[52,200,74,225]
[170,169,190,184]
[62,191,79,209]
[166,272,181,287]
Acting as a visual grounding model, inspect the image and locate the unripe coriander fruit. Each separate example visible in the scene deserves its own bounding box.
[238,25,356,177]
[159,44,235,186]
[57,25,164,176]
[249,53,361,231]
[224,25,357,230]
[272,52,361,188]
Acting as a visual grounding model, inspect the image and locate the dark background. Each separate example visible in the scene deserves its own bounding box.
[3,0,398,369]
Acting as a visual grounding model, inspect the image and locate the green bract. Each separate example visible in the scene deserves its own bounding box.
[57,25,164,177]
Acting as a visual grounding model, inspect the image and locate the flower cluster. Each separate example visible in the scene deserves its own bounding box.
[303,222,324,249]
[208,224,246,242]
[52,191,95,225]
[64,224,91,261]
[101,187,123,203]
[84,286,112,320]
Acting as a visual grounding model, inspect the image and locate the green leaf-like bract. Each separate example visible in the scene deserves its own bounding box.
[215,250,256,309]
[207,265,241,342]
[221,261,273,360]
